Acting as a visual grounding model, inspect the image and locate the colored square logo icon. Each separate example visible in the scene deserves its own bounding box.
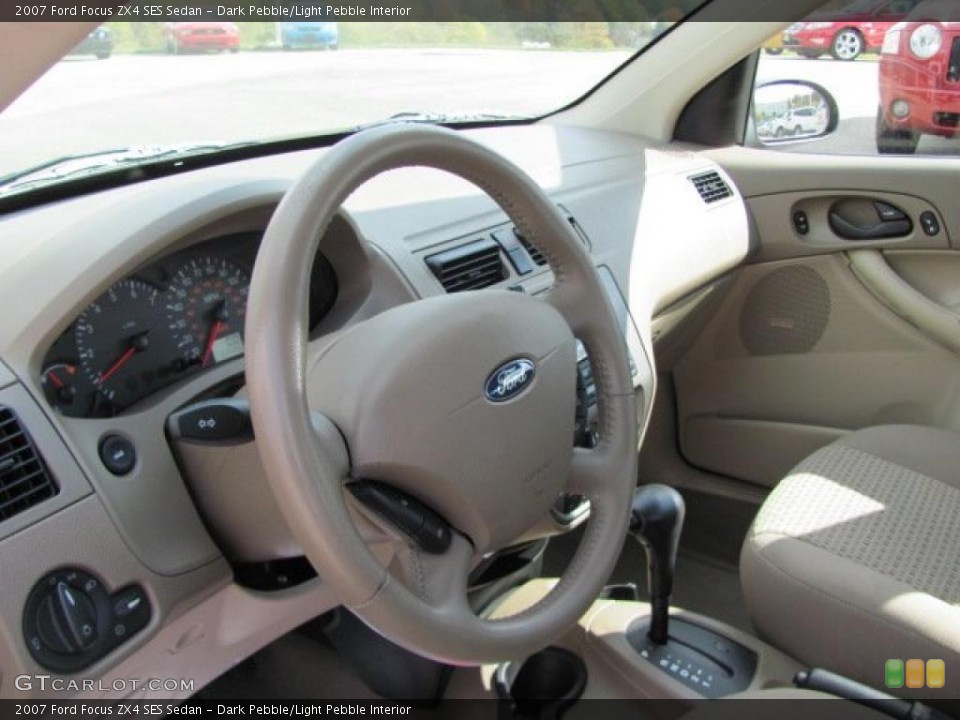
[906,659,925,688]
[927,660,945,689]
[885,659,904,688]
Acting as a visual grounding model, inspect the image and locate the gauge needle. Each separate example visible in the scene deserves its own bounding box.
[98,332,150,385]
[47,371,64,389]
[98,347,136,385]
[201,320,226,368]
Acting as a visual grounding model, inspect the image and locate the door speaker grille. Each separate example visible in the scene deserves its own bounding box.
[739,266,831,356]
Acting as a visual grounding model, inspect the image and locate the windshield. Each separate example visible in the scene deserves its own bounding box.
[0,16,701,187]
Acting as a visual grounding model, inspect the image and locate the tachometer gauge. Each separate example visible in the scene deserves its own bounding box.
[166,256,249,369]
[75,279,164,413]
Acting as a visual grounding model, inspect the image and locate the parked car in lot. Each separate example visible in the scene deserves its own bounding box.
[66,26,112,60]
[762,32,785,54]
[878,11,960,153]
[764,106,827,138]
[280,22,339,50]
[783,0,923,60]
[164,22,240,54]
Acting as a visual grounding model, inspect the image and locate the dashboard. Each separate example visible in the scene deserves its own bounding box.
[39,233,337,418]
[0,125,751,699]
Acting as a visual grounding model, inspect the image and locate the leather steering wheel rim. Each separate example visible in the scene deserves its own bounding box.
[246,124,638,664]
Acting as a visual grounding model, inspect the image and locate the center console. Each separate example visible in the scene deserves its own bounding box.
[446,485,803,707]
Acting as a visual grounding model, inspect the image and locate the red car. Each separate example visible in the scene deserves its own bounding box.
[877,15,960,153]
[783,0,924,60]
[164,23,240,54]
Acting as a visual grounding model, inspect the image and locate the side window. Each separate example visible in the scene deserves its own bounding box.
[878,0,920,16]
[752,0,960,156]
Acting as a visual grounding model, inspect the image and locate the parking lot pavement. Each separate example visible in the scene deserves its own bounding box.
[0,49,629,176]
[1,49,958,177]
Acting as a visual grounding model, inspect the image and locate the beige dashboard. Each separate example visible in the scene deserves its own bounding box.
[0,124,750,698]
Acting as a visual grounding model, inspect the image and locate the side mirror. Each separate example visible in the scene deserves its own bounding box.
[752,80,839,146]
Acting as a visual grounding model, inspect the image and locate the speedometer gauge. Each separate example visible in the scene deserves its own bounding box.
[166,256,249,369]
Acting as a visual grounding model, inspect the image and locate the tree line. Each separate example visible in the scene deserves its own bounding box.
[107,20,682,53]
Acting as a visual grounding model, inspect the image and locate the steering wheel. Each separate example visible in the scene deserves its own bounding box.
[245,124,638,665]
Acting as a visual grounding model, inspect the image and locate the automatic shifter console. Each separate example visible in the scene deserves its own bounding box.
[629,484,684,644]
[626,485,757,698]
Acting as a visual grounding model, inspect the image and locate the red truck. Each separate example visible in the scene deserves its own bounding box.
[877,8,960,153]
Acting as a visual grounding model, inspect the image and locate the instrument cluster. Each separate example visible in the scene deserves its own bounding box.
[40,232,337,418]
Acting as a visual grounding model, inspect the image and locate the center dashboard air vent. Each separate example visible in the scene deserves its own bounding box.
[512,210,591,268]
[0,405,58,522]
[516,233,547,267]
[425,238,507,293]
[690,171,733,204]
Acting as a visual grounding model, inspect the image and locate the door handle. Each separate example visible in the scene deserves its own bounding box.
[828,210,912,241]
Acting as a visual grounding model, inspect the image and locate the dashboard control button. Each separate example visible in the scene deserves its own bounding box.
[920,211,941,236]
[113,587,145,618]
[492,228,522,253]
[494,228,535,275]
[99,434,136,475]
[24,569,151,672]
[506,247,534,275]
[36,582,98,654]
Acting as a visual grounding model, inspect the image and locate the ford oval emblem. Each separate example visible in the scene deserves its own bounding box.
[485,358,536,403]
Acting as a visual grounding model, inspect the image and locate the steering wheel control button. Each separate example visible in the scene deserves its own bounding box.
[920,211,941,236]
[99,434,136,475]
[170,398,254,443]
[416,515,452,554]
[23,569,152,672]
[349,482,452,555]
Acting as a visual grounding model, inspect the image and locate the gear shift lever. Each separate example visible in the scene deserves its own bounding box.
[629,484,685,645]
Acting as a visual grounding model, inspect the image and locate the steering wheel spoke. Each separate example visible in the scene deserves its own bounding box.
[412,532,474,613]
[567,446,614,497]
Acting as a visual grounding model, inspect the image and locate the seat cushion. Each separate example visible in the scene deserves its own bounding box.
[741,425,960,697]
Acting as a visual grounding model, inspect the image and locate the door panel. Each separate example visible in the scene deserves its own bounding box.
[668,150,960,489]
[673,244,960,488]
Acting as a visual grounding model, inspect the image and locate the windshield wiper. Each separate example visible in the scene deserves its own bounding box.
[352,111,520,132]
[0,142,253,195]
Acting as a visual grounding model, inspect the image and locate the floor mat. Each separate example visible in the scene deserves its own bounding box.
[196,631,382,700]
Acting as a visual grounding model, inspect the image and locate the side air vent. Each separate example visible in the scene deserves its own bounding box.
[690,171,733,204]
[426,238,507,293]
[0,406,58,522]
